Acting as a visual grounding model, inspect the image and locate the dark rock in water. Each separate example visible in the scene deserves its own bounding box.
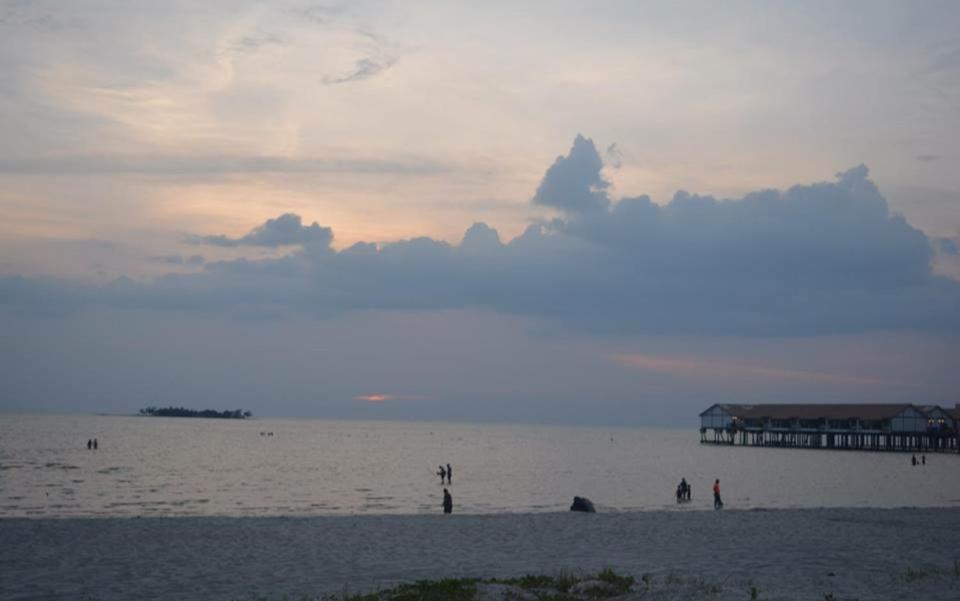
[570,496,596,512]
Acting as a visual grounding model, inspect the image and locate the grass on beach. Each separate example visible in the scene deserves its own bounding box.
[84,561,960,601]
[232,569,636,601]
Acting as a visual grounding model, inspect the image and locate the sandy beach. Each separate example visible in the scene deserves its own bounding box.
[3,507,959,600]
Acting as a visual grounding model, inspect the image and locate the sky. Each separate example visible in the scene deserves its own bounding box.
[1,0,959,426]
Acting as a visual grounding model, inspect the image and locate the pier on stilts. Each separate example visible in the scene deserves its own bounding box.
[699,403,960,453]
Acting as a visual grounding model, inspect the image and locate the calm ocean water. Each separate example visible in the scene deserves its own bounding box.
[1,413,958,518]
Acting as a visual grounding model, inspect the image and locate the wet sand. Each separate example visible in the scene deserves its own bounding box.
[3,507,959,600]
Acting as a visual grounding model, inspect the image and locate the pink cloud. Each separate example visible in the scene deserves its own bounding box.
[613,352,909,388]
[353,393,422,403]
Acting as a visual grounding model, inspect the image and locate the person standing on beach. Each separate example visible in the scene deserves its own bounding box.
[921,454,926,465]
[911,454,917,466]
[442,488,453,514]
[93,438,98,450]
[713,479,722,509]
[446,463,452,484]
[86,439,92,450]
[437,465,446,483]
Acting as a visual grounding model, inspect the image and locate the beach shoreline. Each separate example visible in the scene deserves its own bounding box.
[4,507,959,600]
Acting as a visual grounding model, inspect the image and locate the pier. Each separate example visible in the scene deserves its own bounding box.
[700,403,960,452]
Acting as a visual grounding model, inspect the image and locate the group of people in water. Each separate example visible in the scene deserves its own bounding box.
[911,454,926,466]
[437,463,454,513]
[436,463,453,484]
[85,438,99,450]
[439,467,724,515]
[676,477,723,509]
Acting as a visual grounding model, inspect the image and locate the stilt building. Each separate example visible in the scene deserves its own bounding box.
[699,403,959,452]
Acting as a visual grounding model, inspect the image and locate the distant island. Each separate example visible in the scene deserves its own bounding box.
[139,406,252,419]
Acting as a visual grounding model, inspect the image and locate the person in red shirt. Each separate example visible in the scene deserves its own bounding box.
[713,479,723,509]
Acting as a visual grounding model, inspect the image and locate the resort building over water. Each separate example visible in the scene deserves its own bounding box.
[699,403,960,452]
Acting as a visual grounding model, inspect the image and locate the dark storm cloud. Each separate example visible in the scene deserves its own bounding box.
[192,213,333,248]
[460,222,502,252]
[532,134,610,213]
[3,136,959,336]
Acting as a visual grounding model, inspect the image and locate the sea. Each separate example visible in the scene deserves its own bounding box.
[1,413,958,518]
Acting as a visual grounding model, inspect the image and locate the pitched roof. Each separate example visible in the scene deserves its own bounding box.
[709,403,914,421]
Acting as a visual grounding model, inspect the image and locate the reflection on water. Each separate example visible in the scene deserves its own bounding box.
[0,413,958,517]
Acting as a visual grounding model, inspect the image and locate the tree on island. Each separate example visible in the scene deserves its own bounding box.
[139,406,252,419]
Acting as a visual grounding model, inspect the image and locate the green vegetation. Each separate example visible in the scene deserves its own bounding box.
[903,566,929,582]
[229,570,640,601]
[894,561,960,583]
[345,578,479,601]
[492,570,580,594]
[639,573,652,589]
[595,568,634,596]
[139,406,252,419]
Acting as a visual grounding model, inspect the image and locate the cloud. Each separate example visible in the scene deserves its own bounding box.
[148,254,205,266]
[614,353,909,388]
[4,136,960,336]
[605,143,623,169]
[225,32,286,55]
[0,154,450,176]
[353,393,421,402]
[291,4,344,25]
[532,134,610,213]
[192,213,333,248]
[938,237,959,256]
[460,222,502,253]
[322,57,396,85]
[916,154,941,163]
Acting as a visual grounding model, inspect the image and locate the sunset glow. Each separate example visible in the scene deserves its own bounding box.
[1,1,958,424]
[613,353,908,388]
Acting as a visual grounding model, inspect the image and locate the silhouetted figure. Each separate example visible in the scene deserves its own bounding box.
[446,463,452,484]
[93,438,98,450]
[442,488,453,514]
[86,439,92,450]
[686,483,692,501]
[437,465,446,483]
[911,454,917,466]
[676,483,684,503]
[713,479,723,509]
[921,454,926,465]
